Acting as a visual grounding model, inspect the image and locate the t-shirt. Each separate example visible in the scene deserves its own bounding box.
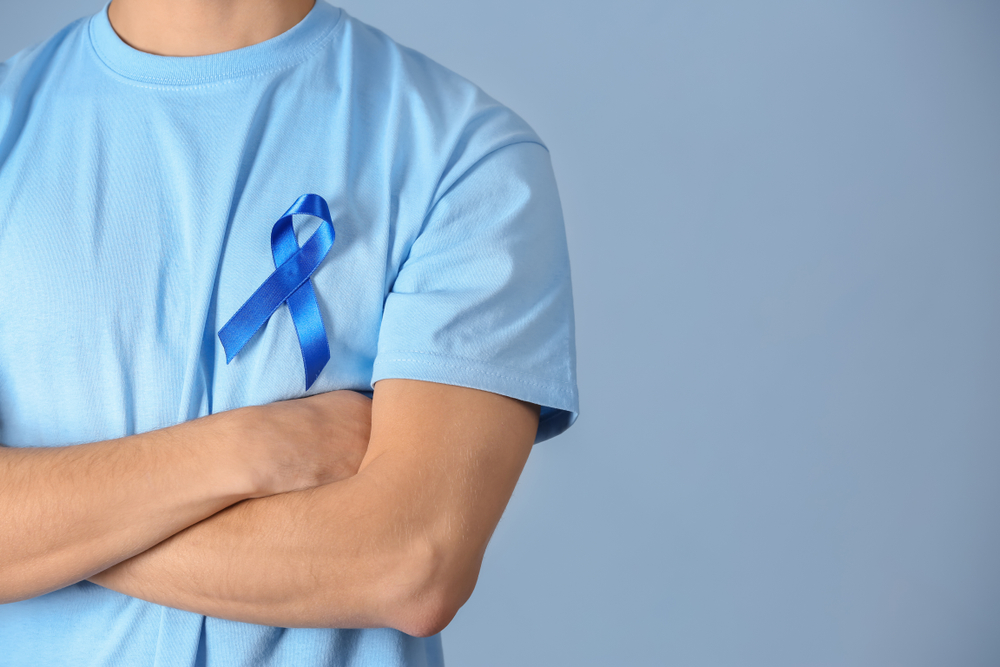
[0,2,578,665]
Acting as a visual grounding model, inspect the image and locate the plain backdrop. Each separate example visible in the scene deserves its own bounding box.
[3,1,999,665]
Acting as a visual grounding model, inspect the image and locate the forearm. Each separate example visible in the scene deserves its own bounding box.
[0,411,256,603]
[89,464,433,633]
[90,381,537,637]
[1,390,372,605]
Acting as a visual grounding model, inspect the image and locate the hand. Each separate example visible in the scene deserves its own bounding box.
[230,390,373,498]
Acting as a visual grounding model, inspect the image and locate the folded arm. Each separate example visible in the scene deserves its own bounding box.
[0,390,371,604]
[90,379,538,637]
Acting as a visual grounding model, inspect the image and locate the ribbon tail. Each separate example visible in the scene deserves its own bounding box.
[287,279,331,389]
[218,294,282,364]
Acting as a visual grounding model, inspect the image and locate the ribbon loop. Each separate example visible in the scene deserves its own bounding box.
[218,194,335,389]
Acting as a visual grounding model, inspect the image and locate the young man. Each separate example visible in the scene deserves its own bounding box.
[0,0,578,664]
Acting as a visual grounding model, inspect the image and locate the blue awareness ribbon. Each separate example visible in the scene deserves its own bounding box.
[218,194,336,390]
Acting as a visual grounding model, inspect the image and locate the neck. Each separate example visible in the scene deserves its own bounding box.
[107,0,315,56]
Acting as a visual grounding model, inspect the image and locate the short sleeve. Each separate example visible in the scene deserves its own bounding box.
[372,140,579,443]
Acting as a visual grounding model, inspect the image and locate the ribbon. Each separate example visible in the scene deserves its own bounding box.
[218,194,335,390]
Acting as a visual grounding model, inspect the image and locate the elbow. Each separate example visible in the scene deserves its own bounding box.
[395,589,461,639]
[387,537,483,638]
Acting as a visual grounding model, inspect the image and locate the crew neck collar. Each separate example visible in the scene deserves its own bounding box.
[89,1,342,85]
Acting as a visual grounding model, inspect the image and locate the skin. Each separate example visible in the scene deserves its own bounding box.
[107,0,316,57]
[90,381,538,635]
[1,0,542,637]
[0,390,373,603]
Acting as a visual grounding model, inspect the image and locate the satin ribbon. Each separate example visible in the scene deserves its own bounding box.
[218,194,335,390]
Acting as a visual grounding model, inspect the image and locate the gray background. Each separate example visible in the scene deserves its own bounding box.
[3,1,999,665]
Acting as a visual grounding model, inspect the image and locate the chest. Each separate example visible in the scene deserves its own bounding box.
[0,100,396,444]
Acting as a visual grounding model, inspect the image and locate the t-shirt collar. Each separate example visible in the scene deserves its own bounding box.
[88,0,342,85]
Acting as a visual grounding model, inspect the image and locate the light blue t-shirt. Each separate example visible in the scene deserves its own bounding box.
[0,2,578,665]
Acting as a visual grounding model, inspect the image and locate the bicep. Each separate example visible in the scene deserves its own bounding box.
[362,378,538,531]
[355,378,538,630]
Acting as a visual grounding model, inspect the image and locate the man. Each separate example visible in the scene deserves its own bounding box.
[0,0,578,664]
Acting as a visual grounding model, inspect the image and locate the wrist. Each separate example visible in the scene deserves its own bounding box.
[200,406,272,500]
